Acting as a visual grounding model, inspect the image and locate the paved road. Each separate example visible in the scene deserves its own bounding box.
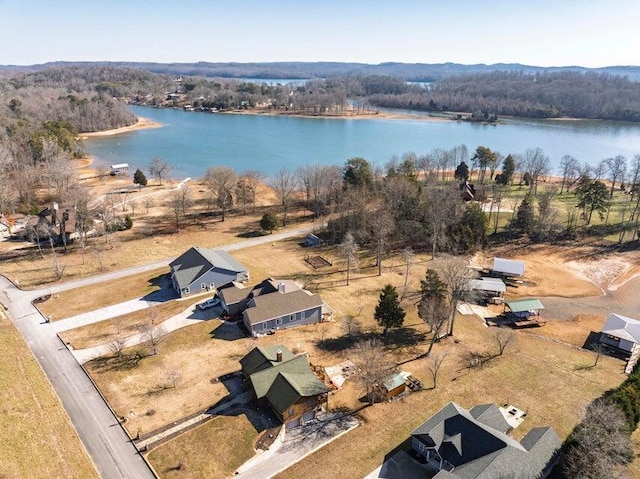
[0,223,321,478]
[0,276,156,479]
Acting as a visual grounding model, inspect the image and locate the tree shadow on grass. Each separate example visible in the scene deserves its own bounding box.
[89,349,147,372]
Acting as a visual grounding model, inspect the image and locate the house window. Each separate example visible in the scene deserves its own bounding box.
[289,315,295,322]
[276,318,283,326]
[262,322,269,331]
[418,442,426,452]
[288,409,295,417]
[297,311,303,320]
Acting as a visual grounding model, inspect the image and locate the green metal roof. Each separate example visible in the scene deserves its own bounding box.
[506,299,545,313]
[266,371,328,416]
[249,355,311,399]
[239,345,295,377]
[383,372,406,392]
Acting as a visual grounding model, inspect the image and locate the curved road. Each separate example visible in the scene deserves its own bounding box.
[0,223,320,479]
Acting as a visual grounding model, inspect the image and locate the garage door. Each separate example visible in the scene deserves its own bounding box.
[286,417,300,430]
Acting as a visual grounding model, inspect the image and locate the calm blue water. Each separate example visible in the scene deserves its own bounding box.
[84,105,640,180]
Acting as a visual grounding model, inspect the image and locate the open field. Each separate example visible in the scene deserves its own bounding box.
[147,414,257,479]
[39,267,169,320]
[0,309,98,479]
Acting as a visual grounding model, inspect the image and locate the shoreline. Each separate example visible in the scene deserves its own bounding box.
[79,117,162,139]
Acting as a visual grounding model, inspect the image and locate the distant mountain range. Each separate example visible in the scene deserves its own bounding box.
[2,61,640,81]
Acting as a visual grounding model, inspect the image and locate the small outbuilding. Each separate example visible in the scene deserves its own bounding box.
[599,313,640,372]
[492,257,525,279]
[504,298,545,327]
[469,277,506,304]
[110,163,130,176]
[305,233,321,247]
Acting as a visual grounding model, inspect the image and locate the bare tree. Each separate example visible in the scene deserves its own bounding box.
[559,154,579,194]
[204,166,237,221]
[339,231,358,286]
[426,352,448,389]
[605,155,627,198]
[523,147,551,195]
[141,323,165,356]
[109,335,127,358]
[49,236,65,280]
[166,370,182,389]
[493,329,516,356]
[271,168,298,226]
[350,338,392,405]
[149,157,171,186]
[400,247,415,300]
[167,185,192,232]
[563,399,633,479]
[340,314,362,339]
[239,170,264,212]
[144,196,155,215]
[438,256,476,336]
[369,209,394,276]
[418,288,449,356]
[423,181,459,259]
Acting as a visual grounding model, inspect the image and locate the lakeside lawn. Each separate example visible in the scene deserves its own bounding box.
[0,310,98,479]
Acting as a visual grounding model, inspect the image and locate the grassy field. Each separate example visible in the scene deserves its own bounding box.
[147,414,257,479]
[0,309,98,479]
[39,267,169,320]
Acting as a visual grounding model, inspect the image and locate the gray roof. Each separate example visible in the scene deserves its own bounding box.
[244,289,324,325]
[469,404,511,434]
[412,402,561,479]
[220,278,300,306]
[469,278,506,294]
[601,313,640,343]
[492,258,525,277]
[169,247,247,290]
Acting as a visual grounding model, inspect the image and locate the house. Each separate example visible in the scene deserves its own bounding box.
[492,257,525,279]
[411,402,561,479]
[219,277,301,318]
[169,247,248,297]
[241,281,333,336]
[599,313,640,372]
[240,345,329,429]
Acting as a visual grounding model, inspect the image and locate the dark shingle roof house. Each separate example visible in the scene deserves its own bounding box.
[411,402,560,479]
[169,247,248,297]
[240,345,329,429]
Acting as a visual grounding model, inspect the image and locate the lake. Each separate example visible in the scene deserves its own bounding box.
[84,105,640,180]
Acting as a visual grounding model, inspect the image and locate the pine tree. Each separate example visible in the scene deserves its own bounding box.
[374,284,405,336]
[133,168,147,187]
[511,194,535,234]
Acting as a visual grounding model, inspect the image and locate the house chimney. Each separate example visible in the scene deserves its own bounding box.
[278,283,285,294]
[276,349,283,362]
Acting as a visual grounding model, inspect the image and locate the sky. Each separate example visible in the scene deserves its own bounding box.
[1,0,639,68]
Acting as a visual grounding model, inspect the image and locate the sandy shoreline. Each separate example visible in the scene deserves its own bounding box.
[79,117,162,139]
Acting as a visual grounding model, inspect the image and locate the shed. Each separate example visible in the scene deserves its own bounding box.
[492,258,525,278]
[382,372,407,399]
[305,233,321,247]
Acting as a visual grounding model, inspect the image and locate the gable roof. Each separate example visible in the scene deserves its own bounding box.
[169,247,247,290]
[469,278,506,294]
[239,344,296,377]
[469,404,511,434]
[492,258,525,277]
[506,298,545,313]
[412,402,560,479]
[244,289,324,325]
[601,313,640,343]
[249,355,312,399]
[265,371,328,415]
[220,277,302,306]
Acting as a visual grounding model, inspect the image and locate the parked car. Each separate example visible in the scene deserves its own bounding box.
[198,297,220,310]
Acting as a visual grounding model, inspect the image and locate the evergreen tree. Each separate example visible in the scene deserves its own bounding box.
[374,284,405,336]
[133,168,147,187]
[496,154,515,185]
[576,179,610,224]
[454,161,470,181]
[511,194,535,234]
[259,213,278,233]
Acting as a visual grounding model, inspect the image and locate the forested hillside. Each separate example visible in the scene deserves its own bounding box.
[365,71,640,121]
